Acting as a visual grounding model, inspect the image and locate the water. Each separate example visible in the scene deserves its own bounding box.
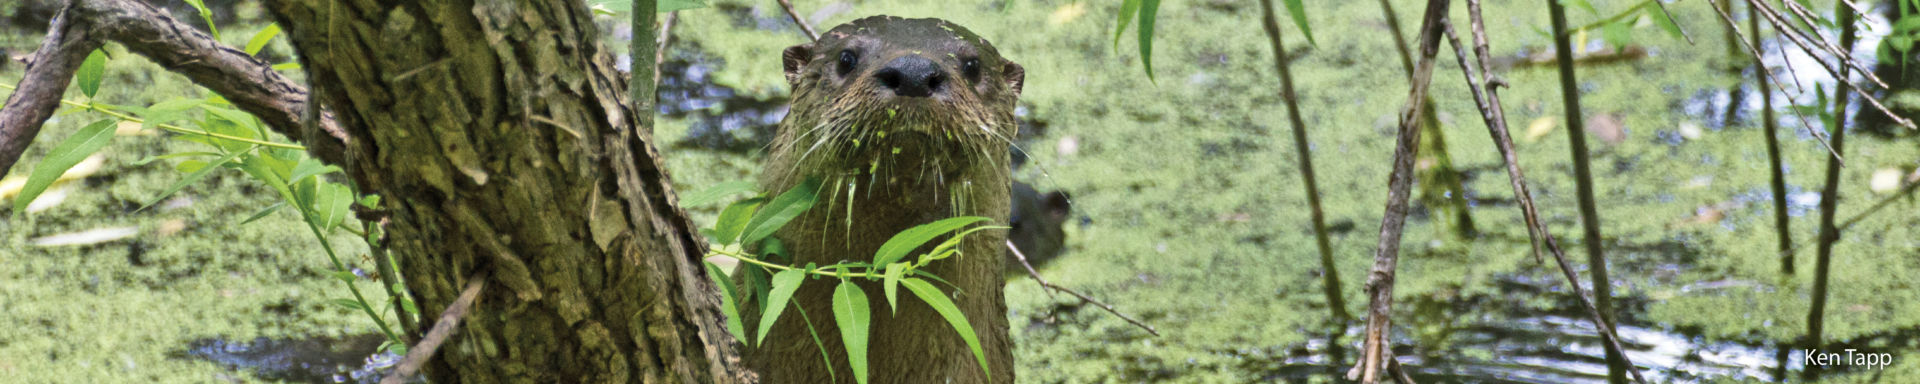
[180,334,402,383]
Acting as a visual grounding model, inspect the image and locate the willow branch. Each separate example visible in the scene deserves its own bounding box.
[1445,12,1648,383]
[0,2,102,176]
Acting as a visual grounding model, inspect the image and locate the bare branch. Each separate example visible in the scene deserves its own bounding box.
[776,0,820,41]
[1445,10,1649,383]
[380,271,488,384]
[1703,0,1846,162]
[1006,241,1159,336]
[0,2,102,176]
[0,0,347,176]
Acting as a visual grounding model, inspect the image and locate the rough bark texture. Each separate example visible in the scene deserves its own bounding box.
[261,1,749,382]
[0,1,98,177]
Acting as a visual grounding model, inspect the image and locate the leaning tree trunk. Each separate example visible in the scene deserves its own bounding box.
[260,1,747,382]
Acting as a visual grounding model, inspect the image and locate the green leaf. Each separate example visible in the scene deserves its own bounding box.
[1136,0,1161,82]
[311,182,354,231]
[287,157,341,184]
[660,0,708,12]
[1282,0,1315,47]
[139,146,252,212]
[271,62,301,71]
[385,342,407,355]
[872,216,991,267]
[358,194,381,209]
[245,24,281,56]
[399,296,418,315]
[1113,0,1141,51]
[901,277,989,377]
[1601,19,1632,47]
[831,280,871,384]
[236,201,287,226]
[712,197,763,245]
[883,263,905,314]
[1563,0,1597,14]
[1647,7,1682,39]
[330,298,368,312]
[706,261,748,343]
[738,177,821,245]
[13,119,116,215]
[755,269,806,347]
[76,49,107,98]
[183,0,219,39]
[922,226,1007,264]
[332,270,357,283]
[681,180,759,208]
[133,151,220,166]
[792,301,838,382]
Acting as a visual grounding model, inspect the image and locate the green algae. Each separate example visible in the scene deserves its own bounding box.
[2,0,1917,382]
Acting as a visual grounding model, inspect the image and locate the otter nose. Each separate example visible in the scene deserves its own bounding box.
[874,56,945,97]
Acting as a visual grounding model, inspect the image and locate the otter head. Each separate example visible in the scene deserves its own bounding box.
[767,16,1024,191]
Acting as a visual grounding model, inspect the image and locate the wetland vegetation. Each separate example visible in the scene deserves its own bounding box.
[2,0,1918,382]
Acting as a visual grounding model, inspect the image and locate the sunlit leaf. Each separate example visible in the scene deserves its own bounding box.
[901,277,989,377]
[712,197,763,245]
[183,0,219,39]
[287,157,341,184]
[872,216,991,267]
[76,49,106,98]
[831,280,871,384]
[883,263,905,314]
[13,119,116,215]
[1282,0,1315,47]
[681,180,758,207]
[272,62,301,71]
[245,24,281,56]
[755,269,805,347]
[311,182,354,231]
[738,177,820,245]
[1647,7,1682,39]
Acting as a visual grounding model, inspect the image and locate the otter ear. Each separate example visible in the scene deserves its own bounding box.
[783,43,814,87]
[1042,191,1070,221]
[1003,61,1025,96]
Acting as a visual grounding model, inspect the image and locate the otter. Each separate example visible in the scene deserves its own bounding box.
[747,16,1023,384]
[1007,181,1070,274]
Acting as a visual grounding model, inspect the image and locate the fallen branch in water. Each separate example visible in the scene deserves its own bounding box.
[1006,241,1159,336]
[380,271,488,384]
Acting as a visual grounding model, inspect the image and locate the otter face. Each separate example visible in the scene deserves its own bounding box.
[773,16,1024,183]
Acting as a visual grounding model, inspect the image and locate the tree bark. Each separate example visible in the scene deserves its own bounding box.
[258,0,748,382]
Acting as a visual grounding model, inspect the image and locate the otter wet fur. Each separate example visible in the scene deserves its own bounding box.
[747,16,1024,384]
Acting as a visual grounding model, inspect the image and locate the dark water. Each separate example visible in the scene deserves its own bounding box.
[179,334,400,383]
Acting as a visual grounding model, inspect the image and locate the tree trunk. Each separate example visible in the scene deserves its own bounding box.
[261,1,748,382]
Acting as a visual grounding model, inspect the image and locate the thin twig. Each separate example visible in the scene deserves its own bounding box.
[1006,241,1159,336]
[380,271,488,384]
[775,0,820,41]
[652,11,678,93]
[1443,15,1649,384]
[1260,0,1350,323]
[1703,0,1846,163]
[1646,0,1694,44]
[1740,0,1909,131]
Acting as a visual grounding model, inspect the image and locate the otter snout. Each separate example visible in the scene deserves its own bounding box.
[874,55,946,97]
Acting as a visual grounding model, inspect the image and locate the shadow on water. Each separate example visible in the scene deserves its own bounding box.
[1226,237,1803,383]
[177,334,403,383]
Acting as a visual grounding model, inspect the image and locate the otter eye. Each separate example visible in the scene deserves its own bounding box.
[837,50,858,76]
[961,58,981,82]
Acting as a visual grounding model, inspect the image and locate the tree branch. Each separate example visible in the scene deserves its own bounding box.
[1352,1,1449,382]
[0,2,101,176]
[0,0,348,176]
